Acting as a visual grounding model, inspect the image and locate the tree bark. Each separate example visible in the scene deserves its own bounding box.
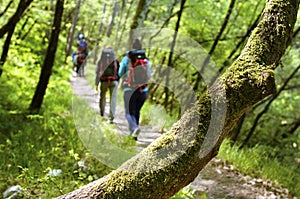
[220,9,263,73]
[29,0,64,113]
[98,3,107,35]
[106,1,118,38]
[116,0,134,49]
[194,0,236,91]
[65,0,81,59]
[164,0,186,110]
[0,21,17,77]
[0,0,34,76]
[56,0,299,198]
[0,0,33,39]
[0,0,14,18]
[128,0,153,48]
[243,63,300,146]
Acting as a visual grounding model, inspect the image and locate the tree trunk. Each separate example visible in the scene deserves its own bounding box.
[0,0,33,39]
[0,0,14,17]
[220,8,263,73]
[113,0,125,49]
[194,0,236,91]
[65,0,81,59]
[243,63,300,146]
[19,19,37,41]
[116,0,134,49]
[128,0,153,48]
[149,0,179,40]
[56,0,299,198]
[0,21,17,77]
[92,3,107,64]
[164,0,186,111]
[98,3,107,35]
[106,1,118,38]
[29,0,64,113]
[0,0,33,76]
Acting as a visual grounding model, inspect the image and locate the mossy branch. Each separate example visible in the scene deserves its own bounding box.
[56,0,299,198]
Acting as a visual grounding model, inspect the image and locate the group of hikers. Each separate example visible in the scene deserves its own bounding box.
[73,36,151,140]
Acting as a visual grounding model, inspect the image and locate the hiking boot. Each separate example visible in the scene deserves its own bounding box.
[131,127,140,140]
[108,117,114,124]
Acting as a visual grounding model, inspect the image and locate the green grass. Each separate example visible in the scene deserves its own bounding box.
[0,64,113,198]
[218,139,300,197]
[140,101,178,130]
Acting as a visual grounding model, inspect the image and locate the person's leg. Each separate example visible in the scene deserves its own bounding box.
[135,90,148,125]
[80,61,85,77]
[129,90,144,139]
[76,64,81,74]
[99,82,108,116]
[124,90,138,132]
[108,81,118,121]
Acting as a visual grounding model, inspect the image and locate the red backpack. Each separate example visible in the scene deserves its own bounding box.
[125,50,149,91]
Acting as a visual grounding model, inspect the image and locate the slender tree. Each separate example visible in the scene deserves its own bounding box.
[164,0,186,111]
[56,0,299,198]
[65,0,81,59]
[0,0,14,18]
[0,0,34,77]
[242,63,300,146]
[0,22,17,77]
[194,0,236,91]
[116,0,134,49]
[0,0,34,39]
[128,0,153,48]
[106,0,118,38]
[92,3,107,64]
[220,9,263,73]
[149,0,180,40]
[29,0,64,113]
[98,3,107,35]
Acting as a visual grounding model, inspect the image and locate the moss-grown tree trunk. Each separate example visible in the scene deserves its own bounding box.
[56,0,299,198]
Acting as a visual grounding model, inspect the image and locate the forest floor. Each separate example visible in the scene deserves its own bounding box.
[70,73,296,199]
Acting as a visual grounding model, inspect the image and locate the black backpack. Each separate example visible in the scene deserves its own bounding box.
[125,50,149,89]
[97,49,118,82]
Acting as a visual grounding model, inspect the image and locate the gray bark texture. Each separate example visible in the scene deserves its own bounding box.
[56,0,299,198]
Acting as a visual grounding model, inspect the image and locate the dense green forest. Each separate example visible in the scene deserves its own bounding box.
[0,0,299,198]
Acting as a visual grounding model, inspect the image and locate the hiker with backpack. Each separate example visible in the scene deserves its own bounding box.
[73,33,89,76]
[95,46,120,123]
[118,39,152,140]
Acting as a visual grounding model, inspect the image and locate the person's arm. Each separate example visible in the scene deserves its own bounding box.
[147,60,152,79]
[95,60,101,88]
[116,60,121,80]
[118,56,129,78]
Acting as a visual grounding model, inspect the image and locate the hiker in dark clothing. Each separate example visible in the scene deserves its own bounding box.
[118,39,152,140]
[95,46,120,123]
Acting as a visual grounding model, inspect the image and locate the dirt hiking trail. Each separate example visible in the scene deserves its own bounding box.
[70,74,296,199]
